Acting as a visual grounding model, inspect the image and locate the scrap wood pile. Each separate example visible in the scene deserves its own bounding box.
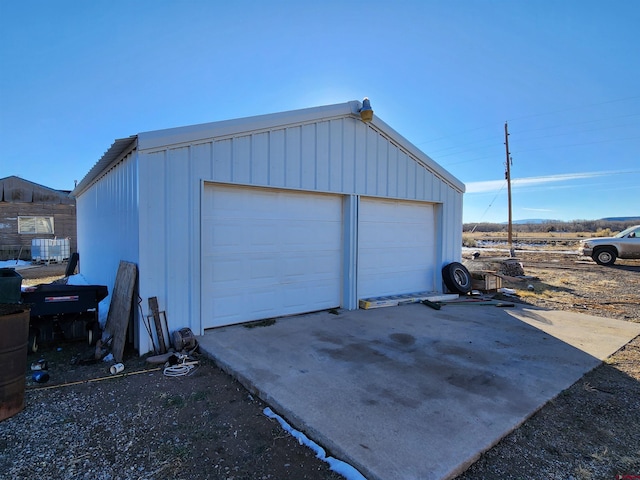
[69,261,201,377]
[144,326,201,377]
[464,255,526,277]
[141,294,201,377]
[421,297,515,310]
[499,259,525,277]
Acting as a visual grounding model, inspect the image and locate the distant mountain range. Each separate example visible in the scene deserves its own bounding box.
[492,216,640,225]
[600,217,640,222]
[510,219,558,224]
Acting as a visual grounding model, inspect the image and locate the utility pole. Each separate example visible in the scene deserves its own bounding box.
[504,122,514,257]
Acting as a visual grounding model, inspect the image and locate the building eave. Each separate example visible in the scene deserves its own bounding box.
[71,136,137,197]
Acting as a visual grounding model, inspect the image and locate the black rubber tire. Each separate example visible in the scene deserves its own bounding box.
[592,247,617,266]
[442,262,472,294]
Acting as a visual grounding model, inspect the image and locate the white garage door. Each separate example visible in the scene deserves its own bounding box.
[202,185,342,329]
[358,198,436,299]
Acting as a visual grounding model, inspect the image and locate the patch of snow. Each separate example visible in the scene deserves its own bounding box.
[67,274,110,326]
[66,273,89,286]
[0,260,31,268]
[462,246,579,255]
[263,407,367,480]
[96,297,111,326]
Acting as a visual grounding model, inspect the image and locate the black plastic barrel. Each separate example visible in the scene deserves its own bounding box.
[0,305,30,422]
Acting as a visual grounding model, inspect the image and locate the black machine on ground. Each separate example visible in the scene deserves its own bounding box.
[21,283,108,352]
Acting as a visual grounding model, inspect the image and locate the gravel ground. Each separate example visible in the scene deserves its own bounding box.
[1,347,344,480]
[1,254,639,480]
[457,251,640,480]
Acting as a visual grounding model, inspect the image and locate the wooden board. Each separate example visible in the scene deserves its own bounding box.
[470,272,503,292]
[148,296,166,354]
[359,292,458,309]
[104,261,137,363]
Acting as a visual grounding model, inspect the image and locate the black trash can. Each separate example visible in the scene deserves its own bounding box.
[0,268,22,304]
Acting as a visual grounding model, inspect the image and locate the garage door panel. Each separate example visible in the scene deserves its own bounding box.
[282,285,310,308]
[250,289,282,313]
[210,293,246,324]
[314,252,343,275]
[282,282,336,309]
[211,258,245,283]
[281,253,312,277]
[249,224,279,246]
[283,225,314,246]
[202,185,342,329]
[249,257,280,279]
[358,198,435,299]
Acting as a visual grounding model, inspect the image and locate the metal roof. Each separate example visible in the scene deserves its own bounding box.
[0,175,75,204]
[71,136,137,197]
[72,101,466,196]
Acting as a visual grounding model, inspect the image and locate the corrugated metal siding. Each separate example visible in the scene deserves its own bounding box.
[136,115,462,338]
[137,147,205,344]
[142,118,460,203]
[439,187,463,266]
[76,151,139,311]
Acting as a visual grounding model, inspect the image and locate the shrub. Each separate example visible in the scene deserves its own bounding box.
[462,234,477,248]
[594,228,613,237]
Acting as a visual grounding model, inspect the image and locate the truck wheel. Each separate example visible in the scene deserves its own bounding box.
[442,262,472,294]
[593,247,617,266]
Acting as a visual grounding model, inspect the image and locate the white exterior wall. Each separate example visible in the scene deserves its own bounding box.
[76,102,463,354]
[75,150,139,324]
[137,145,204,347]
[135,112,463,349]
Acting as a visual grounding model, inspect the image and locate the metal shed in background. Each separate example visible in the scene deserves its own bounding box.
[72,100,465,354]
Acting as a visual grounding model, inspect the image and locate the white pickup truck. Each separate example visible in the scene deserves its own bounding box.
[578,225,640,265]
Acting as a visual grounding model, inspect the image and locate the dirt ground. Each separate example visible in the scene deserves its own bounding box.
[457,250,640,480]
[2,252,639,479]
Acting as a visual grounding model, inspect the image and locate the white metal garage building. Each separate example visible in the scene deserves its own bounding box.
[72,100,465,354]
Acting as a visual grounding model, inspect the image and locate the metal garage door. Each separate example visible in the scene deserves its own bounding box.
[201,185,342,329]
[358,198,436,299]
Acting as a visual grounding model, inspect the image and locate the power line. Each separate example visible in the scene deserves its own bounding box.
[426,135,501,156]
[415,124,497,147]
[508,95,640,122]
[437,132,640,166]
[429,113,639,158]
[512,135,640,155]
[512,120,640,144]
[439,154,499,167]
[435,130,640,167]
[470,181,507,231]
[431,142,501,159]
[416,95,640,147]
[512,112,640,135]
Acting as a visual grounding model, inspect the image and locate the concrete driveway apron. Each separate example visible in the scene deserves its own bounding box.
[198,303,640,480]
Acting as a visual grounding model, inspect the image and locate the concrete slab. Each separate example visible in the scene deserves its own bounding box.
[198,304,640,480]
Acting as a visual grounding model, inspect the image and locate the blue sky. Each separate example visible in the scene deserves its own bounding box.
[1,0,638,223]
